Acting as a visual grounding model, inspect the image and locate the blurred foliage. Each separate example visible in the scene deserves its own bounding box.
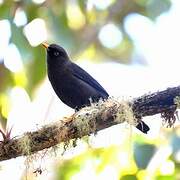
[134,143,156,169]
[0,0,171,120]
[54,134,180,180]
[1,0,179,179]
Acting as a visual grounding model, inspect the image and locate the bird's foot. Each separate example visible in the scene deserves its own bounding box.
[0,127,13,144]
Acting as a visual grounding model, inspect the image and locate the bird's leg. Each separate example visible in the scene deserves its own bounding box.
[75,107,80,112]
[0,127,13,144]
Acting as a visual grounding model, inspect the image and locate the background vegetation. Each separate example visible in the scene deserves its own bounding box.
[0,0,180,179]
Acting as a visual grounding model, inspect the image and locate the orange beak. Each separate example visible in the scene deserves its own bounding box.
[41,42,49,49]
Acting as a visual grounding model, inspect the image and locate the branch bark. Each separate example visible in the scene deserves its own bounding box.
[0,86,180,162]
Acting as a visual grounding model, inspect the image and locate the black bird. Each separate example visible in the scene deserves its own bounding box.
[42,43,149,134]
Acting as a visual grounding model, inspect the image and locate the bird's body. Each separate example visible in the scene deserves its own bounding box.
[48,60,108,109]
[46,44,108,110]
[43,43,149,133]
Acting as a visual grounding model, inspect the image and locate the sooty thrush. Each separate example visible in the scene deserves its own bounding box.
[42,43,149,134]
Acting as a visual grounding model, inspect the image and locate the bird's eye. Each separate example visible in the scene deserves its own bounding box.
[54,51,59,56]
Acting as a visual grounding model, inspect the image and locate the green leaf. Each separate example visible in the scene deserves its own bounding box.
[134,143,156,169]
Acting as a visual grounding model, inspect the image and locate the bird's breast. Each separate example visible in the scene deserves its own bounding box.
[48,65,99,109]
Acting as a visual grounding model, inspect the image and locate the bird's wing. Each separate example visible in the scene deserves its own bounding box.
[70,63,109,97]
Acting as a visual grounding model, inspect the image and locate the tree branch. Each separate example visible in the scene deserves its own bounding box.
[0,86,180,162]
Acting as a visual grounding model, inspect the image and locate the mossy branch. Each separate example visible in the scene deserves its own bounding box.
[0,86,180,162]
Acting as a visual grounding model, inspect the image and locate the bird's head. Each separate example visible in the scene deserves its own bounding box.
[42,43,69,64]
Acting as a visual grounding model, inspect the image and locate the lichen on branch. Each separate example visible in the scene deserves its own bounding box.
[0,86,180,162]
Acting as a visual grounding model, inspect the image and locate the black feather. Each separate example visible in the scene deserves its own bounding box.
[45,44,150,134]
[70,62,109,98]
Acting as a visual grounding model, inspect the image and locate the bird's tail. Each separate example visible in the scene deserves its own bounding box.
[136,121,150,134]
